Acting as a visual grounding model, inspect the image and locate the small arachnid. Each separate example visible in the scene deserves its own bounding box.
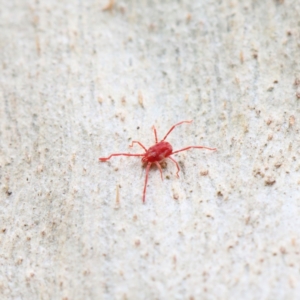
[99,120,216,203]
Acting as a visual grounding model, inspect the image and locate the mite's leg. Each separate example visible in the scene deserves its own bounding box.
[155,162,163,181]
[129,141,147,152]
[143,162,152,203]
[152,126,158,143]
[162,120,193,141]
[172,146,216,155]
[99,153,144,162]
[168,156,180,178]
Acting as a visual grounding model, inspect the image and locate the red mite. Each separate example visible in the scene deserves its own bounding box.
[99,120,216,203]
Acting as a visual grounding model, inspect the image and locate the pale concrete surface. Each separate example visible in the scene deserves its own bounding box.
[1,0,300,299]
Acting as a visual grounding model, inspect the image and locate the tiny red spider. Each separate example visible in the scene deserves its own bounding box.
[99,120,216,203]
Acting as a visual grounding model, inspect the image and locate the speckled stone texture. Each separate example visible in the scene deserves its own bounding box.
[1,0,300,299]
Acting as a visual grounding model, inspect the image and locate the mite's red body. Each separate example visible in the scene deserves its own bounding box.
[142,141,172,163]
[99,120,216,203]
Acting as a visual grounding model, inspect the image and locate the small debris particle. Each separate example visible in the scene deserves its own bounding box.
[200,170,209,176]
[227,245,234,251]
[179,161,185,172]
[115,184,120,206]
[274,161,282,168]
[266,119,272,125]
[138,91,144,108]
[289,115,295,127]
[186,13,192,23]
[267,86,274,92]
[296,92,300,99]
[289,277,295,289]
[240,51,244,64]
[159,161,167,169]
[280,247,287,254]
[36,36,41,56]
[135,239,141,247]
[173,255,177,264]
[121,97,126,105]
[245,216,251,225]
[294,78,300,86]
[253,168,264,177]
[98,97,103,104]
[109,95,114,104]
[148,23,156,32]
[265,177,276,185]
[217,191,223,197]
[102,0,114,11]
[173,193,179,200]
